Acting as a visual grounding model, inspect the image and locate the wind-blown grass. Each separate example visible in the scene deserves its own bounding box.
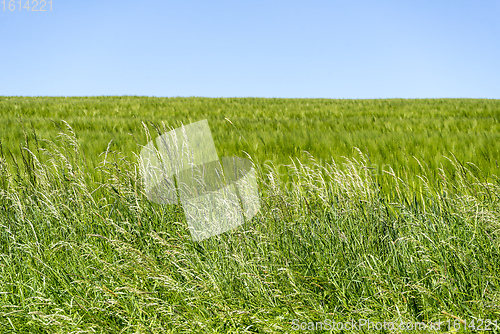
[0,123,498,332]
[1,97,499,188]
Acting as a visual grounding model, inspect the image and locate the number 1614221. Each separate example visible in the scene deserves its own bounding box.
[2,0,52,11]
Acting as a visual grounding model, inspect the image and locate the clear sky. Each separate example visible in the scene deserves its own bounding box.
[0,0,498,98]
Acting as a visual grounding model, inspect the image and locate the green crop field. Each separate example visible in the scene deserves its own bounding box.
[1,97,499,184]
[0,96,499,332]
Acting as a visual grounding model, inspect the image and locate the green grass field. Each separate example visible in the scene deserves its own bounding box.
[0,97,499,332]
[1,97,499,184]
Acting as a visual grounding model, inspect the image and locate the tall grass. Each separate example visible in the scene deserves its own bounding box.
[0,123,499,333]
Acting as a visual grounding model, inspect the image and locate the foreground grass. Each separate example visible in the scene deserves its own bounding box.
[0,124,499,333]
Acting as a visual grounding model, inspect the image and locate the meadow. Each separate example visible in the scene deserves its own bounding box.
[1,97,499,185]
[0,96,499,332]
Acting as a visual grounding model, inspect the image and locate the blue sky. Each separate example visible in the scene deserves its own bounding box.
[0,0,498,98]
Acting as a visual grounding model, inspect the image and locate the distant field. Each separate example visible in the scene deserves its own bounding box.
[1,97,499,186]
[1,97,499,332]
